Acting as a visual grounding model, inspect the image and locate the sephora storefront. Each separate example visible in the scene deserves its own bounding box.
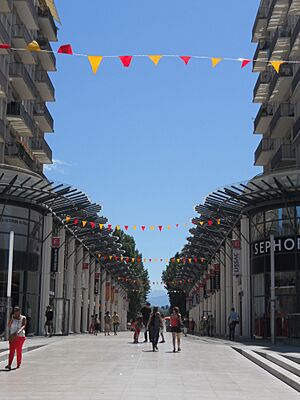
[0,202,44,335]
[251,205,300,338]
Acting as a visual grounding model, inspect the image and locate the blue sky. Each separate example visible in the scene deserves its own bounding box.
[46,0,261,293]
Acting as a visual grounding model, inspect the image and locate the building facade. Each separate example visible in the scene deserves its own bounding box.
[0,1,132,336]
[181,0,300,340]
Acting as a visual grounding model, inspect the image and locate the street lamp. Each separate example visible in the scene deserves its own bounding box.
[6,231,14,340]
[270,232,276,345]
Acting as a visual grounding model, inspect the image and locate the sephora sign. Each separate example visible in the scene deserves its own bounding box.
[253,236,300,256]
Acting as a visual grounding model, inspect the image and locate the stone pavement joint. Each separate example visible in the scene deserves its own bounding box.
[0,332,299,400]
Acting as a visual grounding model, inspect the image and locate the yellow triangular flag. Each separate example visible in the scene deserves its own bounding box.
[109,256,113,261]
[177,258,180,263]
[116,225,120,231]
[65,216,71,223]
[188,258,192,263]
[144,258,147,263]
[167,225,171,230]
[27,40,41,52]
[211,57,222,68]
[270,61,284,73]
[133,225,137,230]
[99,224,103,230]
[132,258,135,262]
[88,55,103,74]
[217,218,221,225]
[120,256,124,262]
[82,220,87,228]
[150,226,155,231]
[148,55,163,65]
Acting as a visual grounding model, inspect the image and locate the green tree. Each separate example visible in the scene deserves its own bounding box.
[113,230,150,320]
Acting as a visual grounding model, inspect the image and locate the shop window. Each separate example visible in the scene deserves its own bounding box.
[253,273,265,296]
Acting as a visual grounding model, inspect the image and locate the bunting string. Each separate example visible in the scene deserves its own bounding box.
[97,254,206,264]
[65,216,221,230]
[0,42,294,74]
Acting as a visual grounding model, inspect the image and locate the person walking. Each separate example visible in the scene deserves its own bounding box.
[104,311,112,336]
[141,302,151,342]
[159,313,166,343]
[112,311,120,336]
[89,315,95,334]
[44,305,54,337]
[183,317,189,336]
[228,307,239,341]
[147,306,163,352]
[132,316,143,343]
[170,306,183,353]
[190,318,196,335]
[94,314,100,336]
[5,306,26,370]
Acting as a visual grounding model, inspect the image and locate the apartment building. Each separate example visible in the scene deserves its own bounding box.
[175,0,300,341]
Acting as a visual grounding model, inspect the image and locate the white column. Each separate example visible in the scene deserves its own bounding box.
[220,246,226,336]
[110,278,115,315]
[74,245,83,333]
[55,227,65,335]
[94,263,100,318]
[81,252,89,333]
[39,214,52,335]
[89,257,95,329]
[66,236,75,333]
[241,216,251,338]
[225,238,233,336]
[106,273,111,316]
[101,269,106,331]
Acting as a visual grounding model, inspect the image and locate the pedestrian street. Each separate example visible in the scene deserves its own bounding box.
[0,332,298,400]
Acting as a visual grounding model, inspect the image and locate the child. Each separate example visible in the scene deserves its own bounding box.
[133,316,143,343]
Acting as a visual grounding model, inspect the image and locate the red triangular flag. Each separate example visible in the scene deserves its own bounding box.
[149,259,152,262]
[137,258,141,263]
[176,224,179,228]
[74,219,78,225]
[0,43,10,49]
[107,224,112,230]
[119,55,133,67]
[141,226,146,231]
[124,225,129,231]
[90,222,95,229]
[180,56,191,65]
[241,59,251,68]
[126,257,129,263]
[194,257,198,262]
[158,225,163,231]
[58,44,73,55]
[208,220,213,226]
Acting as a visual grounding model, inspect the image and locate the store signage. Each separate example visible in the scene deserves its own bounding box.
[51,247,59,273]
[214,263,220,290]
[232,240,241,276]
[51,237,60,248]
[95,272,100,279]
[253,236,300,256]
[82,262,89,270]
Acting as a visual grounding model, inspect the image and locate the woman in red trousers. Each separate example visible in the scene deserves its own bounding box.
[5,306,27,370]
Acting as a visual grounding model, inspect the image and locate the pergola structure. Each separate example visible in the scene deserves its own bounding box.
[167,171,300,293]
[0,164,141,292]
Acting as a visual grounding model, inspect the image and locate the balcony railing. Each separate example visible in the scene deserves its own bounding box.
[291,65,300,94]
[9,63,36,97]
[34,103,54,132]
[6,141,35,169]
[270,103,294,133]
[252,5,268,42]
[292,115,300,141]
[38,6,58,40]
[0,14,10,44]
[0,68,7,97]
[267,0,290,30]
[268,63,293,97]
[12,23,32,43]
[31,136,52,163]
[269,26,291,57]
[35,69,55,99]
[14,0,38,30]
[254,104,274,133]
[7,101,35,135]
[253,71,273,101]
[291,15,300,50]
[271,144,296,170]
[37,38,56,70]
[255,138,275,164]
[253,41,269,71]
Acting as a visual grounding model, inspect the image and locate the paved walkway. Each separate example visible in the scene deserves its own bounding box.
[0,332,299,400]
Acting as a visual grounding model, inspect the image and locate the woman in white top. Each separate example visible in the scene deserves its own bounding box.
[5,306,26,370]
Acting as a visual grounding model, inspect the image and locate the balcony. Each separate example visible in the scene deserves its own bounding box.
[291,65,300,99]
[37,38,56,71]
[289,0,300,15]
[0,118,5,143]
[31,136,52,164]
[252,4,268,42]
[0,68,7,97]
[6,102,35,137]
[14,0,38,30]
[12,25,35,64]
[253,41,269,72]
[5,141,34,170]
[267,0,291,31]
[292,115,300,142]
[254,104,274,134]
[0,0,12,13]
[38,6,58,42]
[270,103,294,138]
[253,71,273,103]
[254,138,276,166]
[269,64,293,101]
[270,144,296,170]
[35,69,55,101]
[291,16,300,56]
[0,14,10,46]
[33,103,54,133]
[268,26,291,59]
[9,63,36,100]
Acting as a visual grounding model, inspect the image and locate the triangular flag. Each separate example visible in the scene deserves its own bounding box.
[27,40,40,52]
[158,225,163,231]
[270,60,284,73]
[124,225,129,231]
[176,224,179,228]
[107,224,112,230]
[217,218,221,225]
[90,222,95,229]
[200,221,204,226]
[99,224,103,230]
[177,258,180,263]
[167,225,171,230]
[149,259,152,262]
[58,44,73,55]
[180,56,191,65]
[208,220,213,226]
[144,258,147,263]
[74,219,78,225]
[211,58,222,68]
[148,55,162,65]
[0,43,10,49]
[150,225,155,231]
[188,258,192,263]
[241,59,251,68]
[160,258,163,262]
[141,226,146,231]
[132,258,135,263]
[133,225,137,230]
[119,55,133,67]
[116,225,121,231]
[82,220,87,228]
[88,55,103,74]
[65,216,71,223]
[109,256,113,261]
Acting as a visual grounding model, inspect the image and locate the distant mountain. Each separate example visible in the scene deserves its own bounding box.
[148,290,169,307]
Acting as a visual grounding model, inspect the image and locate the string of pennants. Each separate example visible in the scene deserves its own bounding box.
[97,254,206,264]
[65,216,221,231]
[0,41,290,73]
